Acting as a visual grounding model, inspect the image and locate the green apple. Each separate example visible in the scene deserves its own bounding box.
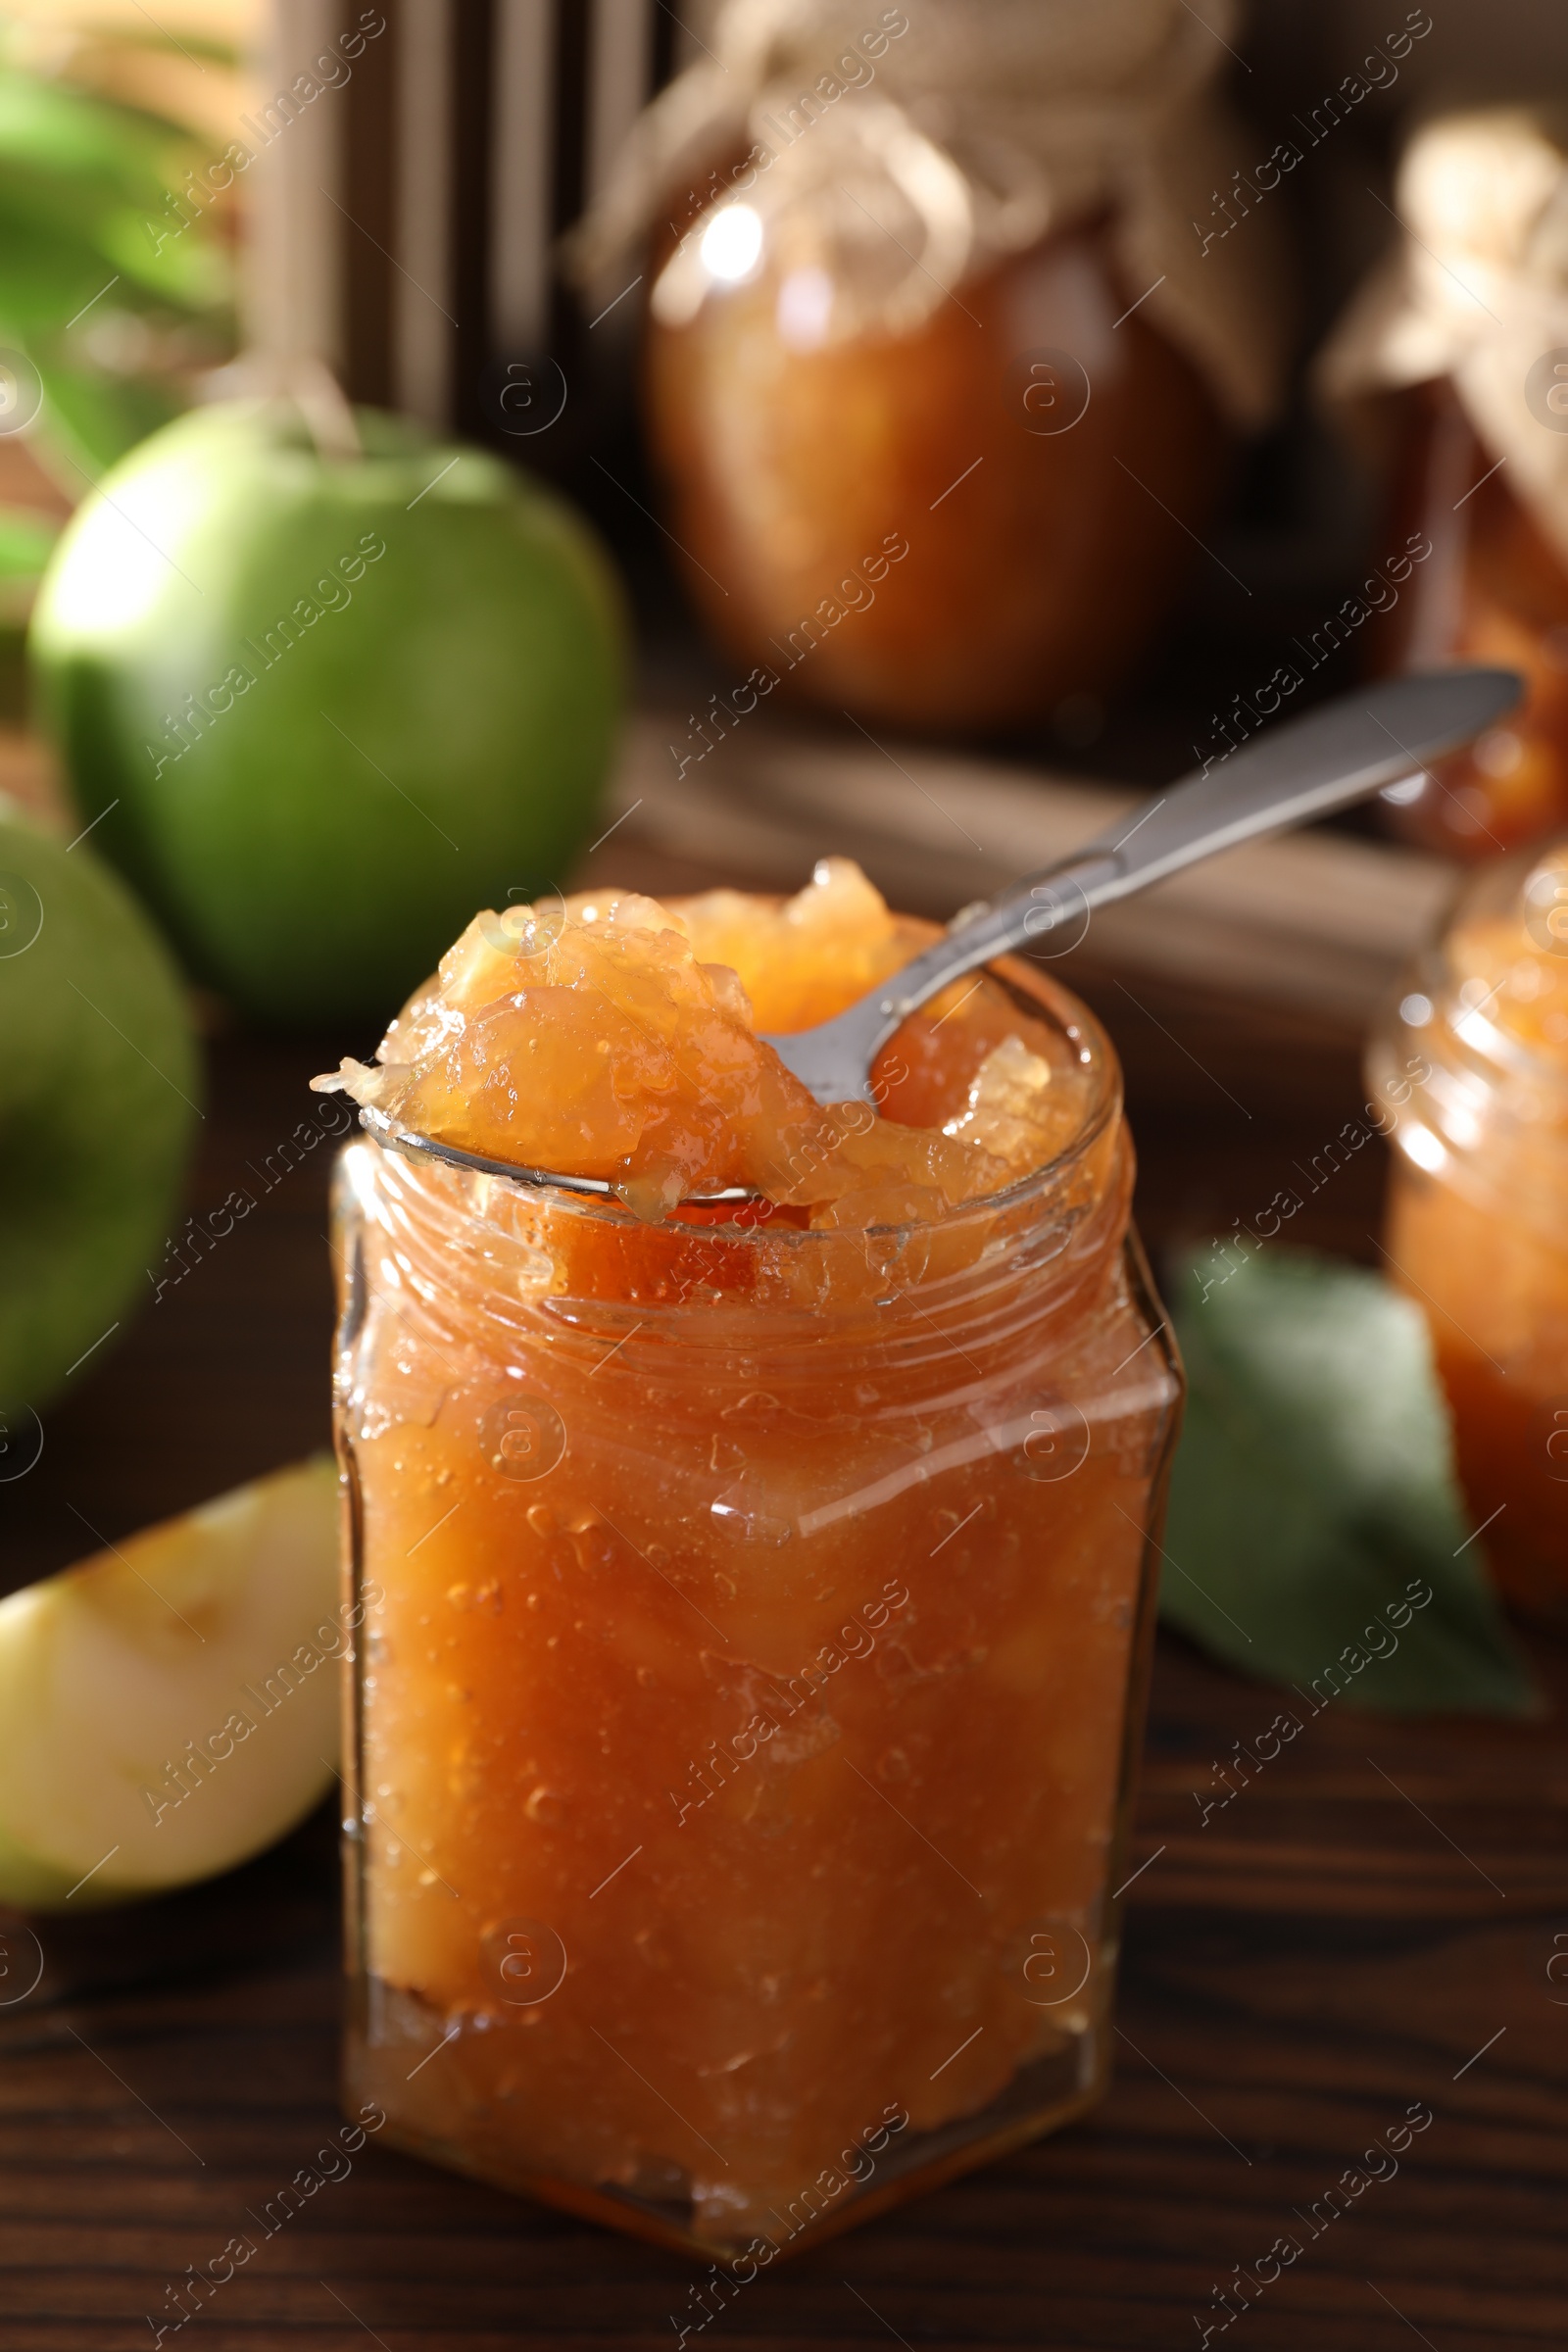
[0,1455,343,1910]
[28,398,625,1025]
[0,793,197,1413]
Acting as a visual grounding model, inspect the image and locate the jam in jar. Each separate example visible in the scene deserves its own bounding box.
[1371,380,1568,855]
[645,204,1228,731]
[1323,105,1568,853]
[590,0,1286,733]
[1370,843,1568,1618]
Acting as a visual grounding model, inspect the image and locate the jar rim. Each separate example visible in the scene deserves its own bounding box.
[368,949,1123,1250]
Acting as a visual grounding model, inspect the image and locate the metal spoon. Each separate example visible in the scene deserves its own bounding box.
[352,666,1519,1200]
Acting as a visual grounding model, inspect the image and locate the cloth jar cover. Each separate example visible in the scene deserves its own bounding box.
[570,0,1291,429]
[1320,107,1568,569]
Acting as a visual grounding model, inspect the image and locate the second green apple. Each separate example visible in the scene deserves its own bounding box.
[29,399,625,1024]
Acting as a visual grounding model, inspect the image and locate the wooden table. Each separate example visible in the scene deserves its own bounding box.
[2,838,1565,2351]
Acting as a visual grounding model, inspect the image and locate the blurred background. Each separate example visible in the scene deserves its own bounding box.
[4,0,1568,783]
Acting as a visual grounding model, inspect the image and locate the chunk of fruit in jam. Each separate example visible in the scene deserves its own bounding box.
[318,858,1084,1221]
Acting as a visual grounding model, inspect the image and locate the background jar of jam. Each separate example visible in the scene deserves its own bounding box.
[576,0,1289,733]
[331,953,1182,2260]
[645,200,1228,731]
[1369,842,1568,1619]
[1323,105,1568,854]
[1366,378,1568,855]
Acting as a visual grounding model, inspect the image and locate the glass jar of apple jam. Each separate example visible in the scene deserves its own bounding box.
[1370,843,1568,1619]
[577,0,1286,733]
[1321,106,1568,855]
[327,877,1181,2262]
[1370,379,1568,856]
[645,204,1228,732]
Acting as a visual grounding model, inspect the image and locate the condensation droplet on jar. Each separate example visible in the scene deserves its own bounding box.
[446,1580,502,1615]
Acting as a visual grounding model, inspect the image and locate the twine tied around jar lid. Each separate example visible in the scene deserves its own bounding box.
[567,0,1291,429]
[1319,106,1568,567]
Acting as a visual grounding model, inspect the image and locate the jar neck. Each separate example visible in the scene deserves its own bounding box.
[335,1091,1134,1396]
[1372,925,1568,1224]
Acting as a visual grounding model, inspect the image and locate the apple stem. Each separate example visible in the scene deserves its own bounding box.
[288,357,362,463]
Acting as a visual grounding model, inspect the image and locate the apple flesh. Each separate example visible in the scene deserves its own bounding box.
[0,1456,344,1910]
[0,794,197,1412]
[28,399,626,1024]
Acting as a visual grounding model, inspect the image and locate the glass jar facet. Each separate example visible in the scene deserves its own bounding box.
[332,965,1181,2258]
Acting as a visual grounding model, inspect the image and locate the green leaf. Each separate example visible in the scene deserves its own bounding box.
[1160,1246,1536,1716]
[0,503,57,575]
[0,81,180,240]
[31,355,185,479]
[0,74,231,318]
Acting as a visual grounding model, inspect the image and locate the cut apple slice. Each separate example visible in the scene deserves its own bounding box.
[0,1456,345,1910]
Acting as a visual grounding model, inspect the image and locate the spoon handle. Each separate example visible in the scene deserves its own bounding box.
[769,666,1520,1102]
[922,666,1518,974]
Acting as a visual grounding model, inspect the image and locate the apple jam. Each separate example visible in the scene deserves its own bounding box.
[645,215,1227,733]
[328,858,1092,1224]
[324,862,1181,2258]
[1371,844,1568,1617]
[1322,107,1568,858]
[1373,381,1568,856]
